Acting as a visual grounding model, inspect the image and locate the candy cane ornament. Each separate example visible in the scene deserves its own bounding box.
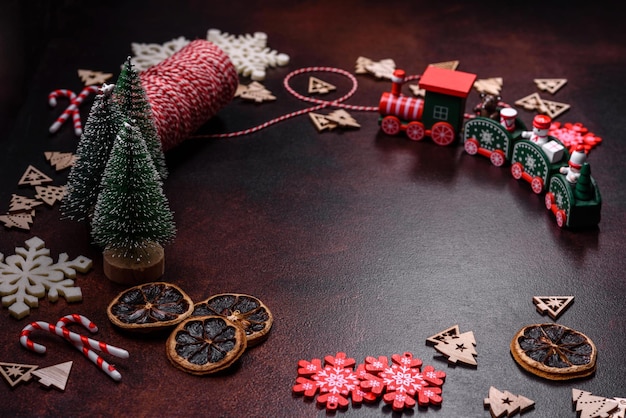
[48,86,100,136]
[55,314,126,382]
[20,315,129,382]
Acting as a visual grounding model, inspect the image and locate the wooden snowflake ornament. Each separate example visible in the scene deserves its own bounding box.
[0,362,38,387]
[426,325,478,366]
[533,296,574,319]
[0,237,92,319]
[484,386,534,418]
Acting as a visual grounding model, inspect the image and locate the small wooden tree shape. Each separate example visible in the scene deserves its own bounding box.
[426,325,478,366]
[484,386,534,418]
[61,84,121,222]
[572,389,619,418]
[91,121,176,284]
[114,56,168,180]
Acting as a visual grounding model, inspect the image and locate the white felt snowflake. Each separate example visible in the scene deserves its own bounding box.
[207,28,289,80]
[0,237,92,319]
[130,36,191,71]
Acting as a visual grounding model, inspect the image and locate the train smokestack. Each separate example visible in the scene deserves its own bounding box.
[390,69,406,96]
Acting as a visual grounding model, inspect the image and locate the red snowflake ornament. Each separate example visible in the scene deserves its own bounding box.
[292,352,362,411]
[549,121,602,154]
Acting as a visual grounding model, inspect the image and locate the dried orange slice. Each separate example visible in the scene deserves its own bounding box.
[192,293,273,347]
[107,282,194,331]
[166,315,247,375]
[510,323,597,380]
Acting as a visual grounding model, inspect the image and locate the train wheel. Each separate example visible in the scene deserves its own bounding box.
[511,162,524,180]
[531,177,544,194]
[556,209,567,228]
[490,150,506,167]
[545,192,555,210]
[406,121,425,141]
[464,138,479,155]
[430,122,455,146]
[381,116,401,136]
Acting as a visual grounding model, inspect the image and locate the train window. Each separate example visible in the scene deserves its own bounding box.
[432,105,449,121]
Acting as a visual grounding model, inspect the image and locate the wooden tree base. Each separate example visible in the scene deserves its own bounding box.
[103,244,165,285]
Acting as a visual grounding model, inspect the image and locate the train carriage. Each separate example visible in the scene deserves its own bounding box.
[463,115,527,166]
[545,166,601,228]
[510,136,570,194]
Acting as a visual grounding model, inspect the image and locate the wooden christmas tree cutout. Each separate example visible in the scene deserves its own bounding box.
[355,56,372,74]
[533,296,574,319]
[308,77,336,94]
[534,78,567,94]
[35,185,67,206]
[515,92,546,111]
[484,386,535,418]
[572,389,620,418]
[429,60,460,70]
[426,325,478,366]
[325,109,360,128]
[0,211,35,230]
[309,112,338,132]
[18,165,53,186]
[540,98,570,119]
[45,151,76,171]
[78,69,113,86]
[474,77,504,95]
[32,361,73,391]
[235,81,276,103]
[0,362,38,387]
[359,58,396,79]
[9,194,43,212]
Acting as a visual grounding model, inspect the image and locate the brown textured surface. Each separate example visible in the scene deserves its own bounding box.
[1,1,625,417]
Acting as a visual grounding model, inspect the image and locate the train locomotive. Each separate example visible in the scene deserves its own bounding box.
[377,66,602,229]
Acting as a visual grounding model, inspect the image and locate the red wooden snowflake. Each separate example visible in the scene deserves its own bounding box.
[374,352,446,411]
[549,121,602,154]
[292,352,362,411]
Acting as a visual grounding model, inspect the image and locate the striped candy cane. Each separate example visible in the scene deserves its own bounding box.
[20,316,129,382]
[55,314,127,382]
[48,86,101,136]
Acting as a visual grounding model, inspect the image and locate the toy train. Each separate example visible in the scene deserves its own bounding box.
[378,66,602,229]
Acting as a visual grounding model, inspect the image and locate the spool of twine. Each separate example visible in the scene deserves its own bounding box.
[140,39,238,151]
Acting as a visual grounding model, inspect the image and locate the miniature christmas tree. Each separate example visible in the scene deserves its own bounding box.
[574,163,594,201]
[91,120,176,284]
[61,84,121,222]
[113,56,168,180]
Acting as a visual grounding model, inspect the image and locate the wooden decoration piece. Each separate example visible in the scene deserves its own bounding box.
[355,56,373,74]
[18,165,53,186]
[325,109,360,128]
[426,325,478,366]
[9,194,43,212]
[540,98,570,119]
[610,398,626,418]
[0,362,38,387]
[308,76,336,94]
[474,77,504,95]
[515,92,546,111]
[309,112,337,132]
[572,389,620,418]
[45,151,76,171]
[78,69,113,86]
[534,78,567,94]
[364,58,396,79]
[32,361,73,391]
[533,296,574,319]
[235,81,276,103]
[0,236,91,319]
[429,60,460,70]
[484,386,534,418]
[409,84,425,97]
[34,185,67,206]
[0,211,35,230]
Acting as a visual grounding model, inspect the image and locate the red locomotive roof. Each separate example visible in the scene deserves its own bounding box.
[419,66,476,98]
